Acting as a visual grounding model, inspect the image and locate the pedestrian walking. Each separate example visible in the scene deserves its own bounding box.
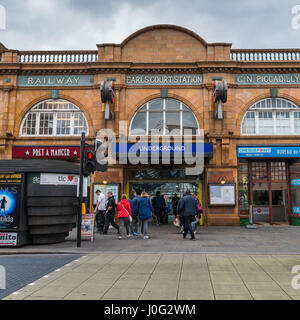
[103,192,120,235]
[152,191,166,225]
[172,193,180,219]
[128,190,140,236]
[179,190,200,241]
[137,191,154,239]
[191,193,203,234]
[94,190,106,233]
[116,194,132,240]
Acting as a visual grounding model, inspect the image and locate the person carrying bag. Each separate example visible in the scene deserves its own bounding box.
[116,194,133,240]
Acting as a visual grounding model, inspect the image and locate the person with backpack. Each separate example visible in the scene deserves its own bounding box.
[137,191,154,239]
[116,194,133,240]
[128,190,139,236]
[152,191,166,225]
[179,190,200,241]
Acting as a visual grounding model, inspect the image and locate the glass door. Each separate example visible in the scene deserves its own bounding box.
[251,162,270,223]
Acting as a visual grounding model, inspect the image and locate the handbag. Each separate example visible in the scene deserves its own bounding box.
[173,217,180,228]
[197,203,203,214]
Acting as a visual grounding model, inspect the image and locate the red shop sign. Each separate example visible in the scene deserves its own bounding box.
[12,146,82,160]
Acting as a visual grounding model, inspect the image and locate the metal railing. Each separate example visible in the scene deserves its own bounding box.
[18,50,98,63]
[231,49,300,62]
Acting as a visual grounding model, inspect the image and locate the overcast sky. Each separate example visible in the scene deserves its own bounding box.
[0,0,300,50]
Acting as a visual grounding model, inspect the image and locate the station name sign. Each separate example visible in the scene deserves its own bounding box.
[18,75,94,87]
[235,74,300,85]
[126,74,203,86]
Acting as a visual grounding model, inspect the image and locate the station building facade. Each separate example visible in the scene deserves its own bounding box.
[1,24,300,226]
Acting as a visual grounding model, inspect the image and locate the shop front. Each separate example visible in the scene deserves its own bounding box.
[238,146,300,226]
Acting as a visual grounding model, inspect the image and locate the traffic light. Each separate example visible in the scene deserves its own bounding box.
[83,149,97,176]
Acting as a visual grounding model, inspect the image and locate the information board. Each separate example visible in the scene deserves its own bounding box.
[209,184,236,206]
[93,184,120,206]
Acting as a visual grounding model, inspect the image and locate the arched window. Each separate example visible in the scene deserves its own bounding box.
[130,98,199,136]
[241,98,300,135]
[20,99,88,137]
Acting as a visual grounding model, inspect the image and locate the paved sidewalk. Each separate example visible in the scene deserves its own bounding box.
[3,254,300,300]
[1,224,300,255]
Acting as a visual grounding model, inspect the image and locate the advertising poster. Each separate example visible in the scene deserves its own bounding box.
[93,184,119,206]
[81,214,95,241]
[0,174,23,230]
[0,232,18,246]
[209,184,236,206]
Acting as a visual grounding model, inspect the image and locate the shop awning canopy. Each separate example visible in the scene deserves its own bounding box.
[0,160,79,174]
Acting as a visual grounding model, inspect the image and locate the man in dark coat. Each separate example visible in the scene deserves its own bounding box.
[128,190,139,236]
[103,192,120,234]
[172,194,180,218]
[152,191,166,225]
[179,190,199,240]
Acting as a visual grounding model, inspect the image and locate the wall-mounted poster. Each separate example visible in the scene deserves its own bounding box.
[92,184,120,206]
[209,184,236,206]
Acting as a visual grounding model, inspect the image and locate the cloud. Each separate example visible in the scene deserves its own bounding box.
[0,0,299,50]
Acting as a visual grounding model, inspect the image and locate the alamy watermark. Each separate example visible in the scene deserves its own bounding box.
[0,4,6,30]
[96,121,205,176]
[292,265,300,290]
[0,265,6,290]
[292,5,300,29]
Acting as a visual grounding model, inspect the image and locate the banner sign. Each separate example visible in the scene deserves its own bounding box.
[126,74,203,86]
[237,146,300,158]
[0,232,18,246]
[18,75,94,87]
[12,146,83,159]
[291,179,300,186]
[0,174,23,230]
[113,143,213,157]
[81,214,95,241]
[40,173,79,186]
[292,207,300,214]
[209,184,236,206]
[235,74,300,85]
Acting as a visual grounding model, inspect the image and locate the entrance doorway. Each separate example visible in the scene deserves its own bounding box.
[125,167,203,218]
[239,161,289,224]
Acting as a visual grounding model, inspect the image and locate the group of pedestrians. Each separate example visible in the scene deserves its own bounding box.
[94,190,154,240]
[94,189,202,241]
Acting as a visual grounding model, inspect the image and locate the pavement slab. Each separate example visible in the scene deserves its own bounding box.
[3,253,300,300]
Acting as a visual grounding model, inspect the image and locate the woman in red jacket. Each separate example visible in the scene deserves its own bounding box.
[116,194,133,240]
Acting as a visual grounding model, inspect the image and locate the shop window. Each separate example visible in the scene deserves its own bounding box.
[20,99,88,137]
[130,98,199,136]
[241,98,300,136]
[270,162,286,181]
